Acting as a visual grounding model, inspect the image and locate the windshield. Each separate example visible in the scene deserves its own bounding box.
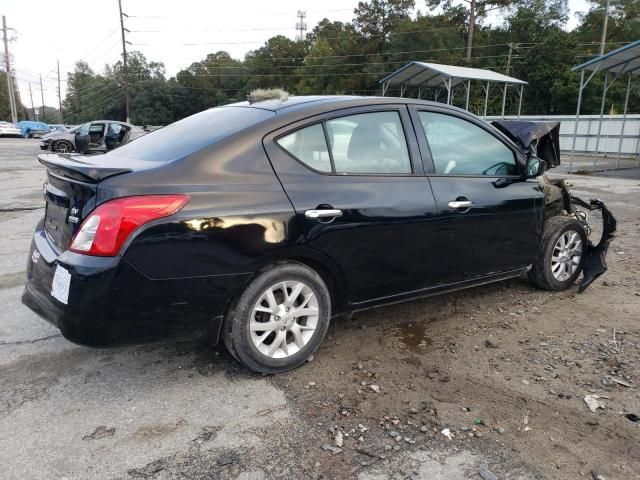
[111,106,273,162]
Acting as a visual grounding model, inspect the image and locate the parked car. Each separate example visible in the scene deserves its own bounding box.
[17,120,50,138]
[0,121,21,137]
[22,96,616,374]
[48,124,67,133]
[39,120,146,153]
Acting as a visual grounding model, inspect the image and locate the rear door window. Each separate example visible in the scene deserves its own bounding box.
[276,124,332,172]
[327,112,411,174]
[276,111,412,175]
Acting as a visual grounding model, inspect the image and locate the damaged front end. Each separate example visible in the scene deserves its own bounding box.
[493,119,618,293]
[540,177,617,293]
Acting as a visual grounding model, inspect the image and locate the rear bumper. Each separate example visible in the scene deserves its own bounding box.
[22,221,251,346]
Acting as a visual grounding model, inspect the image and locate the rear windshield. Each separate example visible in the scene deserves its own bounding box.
[112,106,273,162]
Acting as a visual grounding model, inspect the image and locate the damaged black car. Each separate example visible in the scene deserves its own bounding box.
[22,95,616,374]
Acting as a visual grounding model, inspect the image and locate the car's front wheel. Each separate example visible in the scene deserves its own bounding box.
[529,216,588,291]
[223,263,331,373]
[53,140,74,153]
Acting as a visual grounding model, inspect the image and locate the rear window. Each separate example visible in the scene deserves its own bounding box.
[113,107,273,162]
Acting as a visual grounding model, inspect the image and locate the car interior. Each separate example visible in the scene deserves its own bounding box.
[88,123,106,148]
[105,123,130,150]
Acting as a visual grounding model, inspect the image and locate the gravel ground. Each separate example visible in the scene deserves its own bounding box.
[0,138,638,480]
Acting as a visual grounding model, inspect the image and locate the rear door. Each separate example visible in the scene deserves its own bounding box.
[409,105,544,285]
[264,105,439,304]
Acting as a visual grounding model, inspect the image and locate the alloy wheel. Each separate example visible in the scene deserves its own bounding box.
[551,230,582,281]
[54,141,73,153]
[249,280,319,359]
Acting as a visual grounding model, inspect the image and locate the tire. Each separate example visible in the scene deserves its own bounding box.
[224,262,331,374]
[529,216,588,291]
[53,140,74,153]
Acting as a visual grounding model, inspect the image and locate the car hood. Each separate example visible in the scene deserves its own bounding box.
[41,131,70,141]
[491,120,561,168]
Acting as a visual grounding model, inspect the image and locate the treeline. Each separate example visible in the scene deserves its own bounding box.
[59,0,640,126]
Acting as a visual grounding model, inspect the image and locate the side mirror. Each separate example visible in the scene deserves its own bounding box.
[525,155,546,178]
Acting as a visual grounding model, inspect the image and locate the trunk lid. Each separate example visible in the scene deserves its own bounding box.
[38,153,133,252]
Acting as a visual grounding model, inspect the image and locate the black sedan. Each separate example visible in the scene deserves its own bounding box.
[22,95,616,373]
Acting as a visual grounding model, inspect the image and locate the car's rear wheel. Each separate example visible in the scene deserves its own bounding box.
[223,263,331,374]
[53,140,74,153]
[529,216,587,291]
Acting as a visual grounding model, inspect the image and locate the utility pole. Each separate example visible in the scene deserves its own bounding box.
[118,0,131,123]
[295,11,307,42]
[2,16,17,123]
[501,43,514,118]
[28,82,35,120]
[466,0,476,63]
[40,74,46,123]
[600,0,610,55]
[57,59,63,123]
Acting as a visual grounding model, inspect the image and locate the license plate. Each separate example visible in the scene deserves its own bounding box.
[51,265,71,305]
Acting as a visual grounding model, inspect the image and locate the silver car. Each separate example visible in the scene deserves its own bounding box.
[0,121,22,137]
[40,120,146,153]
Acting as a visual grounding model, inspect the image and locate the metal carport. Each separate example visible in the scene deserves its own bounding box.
[570,39,640,173]
[379,61,527,118]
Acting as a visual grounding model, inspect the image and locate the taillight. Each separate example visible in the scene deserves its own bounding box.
[69,195,190,256]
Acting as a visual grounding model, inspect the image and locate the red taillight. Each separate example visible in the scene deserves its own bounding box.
[69,195,190,256]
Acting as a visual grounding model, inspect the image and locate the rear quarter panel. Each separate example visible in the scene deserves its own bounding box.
[99,128,343,295]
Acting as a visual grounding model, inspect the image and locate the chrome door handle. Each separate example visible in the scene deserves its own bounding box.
[305,209,343,219]
[448,200,474,209]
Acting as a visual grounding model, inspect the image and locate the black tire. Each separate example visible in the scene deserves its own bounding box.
[223,262,331,374]
[529,216,588,291]
[53,140,74,153]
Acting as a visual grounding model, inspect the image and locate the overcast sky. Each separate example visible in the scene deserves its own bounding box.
[1,0,591,109]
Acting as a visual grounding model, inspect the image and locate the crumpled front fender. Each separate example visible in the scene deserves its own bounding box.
[570,197,617,293]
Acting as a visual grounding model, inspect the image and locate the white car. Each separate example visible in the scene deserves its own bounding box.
[0,121,21,137]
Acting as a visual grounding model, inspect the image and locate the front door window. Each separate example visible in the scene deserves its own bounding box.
[418,112,517,176]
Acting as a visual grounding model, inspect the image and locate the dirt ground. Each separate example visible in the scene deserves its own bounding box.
[0,138,638,480]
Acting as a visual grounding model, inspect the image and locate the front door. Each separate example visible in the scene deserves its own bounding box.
[74,122,91,153]
[87,122,107,152]
[410,107,544,286]
[264,106,439,304]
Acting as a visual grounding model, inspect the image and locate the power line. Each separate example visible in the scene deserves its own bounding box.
[130,25,463,47]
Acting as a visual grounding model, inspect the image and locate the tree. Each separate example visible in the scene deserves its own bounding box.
[0,71,28,121]
[63,61,115,123]
[245,36,308,93]
[503,0,573,114]
[354,0,415,52]
[426,0,517,62]
[174,51,246,117]
[297,20,369,95]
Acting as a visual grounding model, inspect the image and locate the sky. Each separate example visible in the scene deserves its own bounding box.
[1,0,592,109]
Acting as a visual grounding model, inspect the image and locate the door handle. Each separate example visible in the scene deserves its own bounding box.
[447,200,474,209]
[305,209,343,219]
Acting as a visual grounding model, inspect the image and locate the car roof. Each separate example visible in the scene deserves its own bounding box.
[226,94,473,117]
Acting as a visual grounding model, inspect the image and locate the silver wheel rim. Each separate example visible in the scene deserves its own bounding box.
[551,230,582,281]
[249,281,319,359]
[54,142,72,153]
